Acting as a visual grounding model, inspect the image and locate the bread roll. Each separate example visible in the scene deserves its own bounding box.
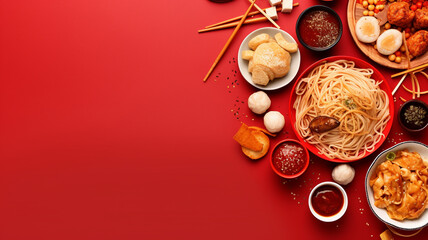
[248,33,270,50]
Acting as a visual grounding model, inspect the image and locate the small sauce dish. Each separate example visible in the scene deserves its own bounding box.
[309,181,348,222]
[296,5,342,51]
[398,99,428,132]
[270,139,309,179]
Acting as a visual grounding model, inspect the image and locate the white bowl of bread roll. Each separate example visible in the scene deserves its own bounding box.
[238,27,300,91]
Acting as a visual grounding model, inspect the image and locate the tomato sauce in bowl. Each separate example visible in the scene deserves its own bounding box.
[311,185,343,216]
[308,182,348,222]
[270,139,309,178]
[296,5,342,51]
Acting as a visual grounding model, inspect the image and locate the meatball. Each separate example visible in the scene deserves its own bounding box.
[407,30,428,58]
[414,8,428,29]
[387,2,415,28]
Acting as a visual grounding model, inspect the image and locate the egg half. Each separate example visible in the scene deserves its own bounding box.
[376,29,402,55]
[355,17,380,43]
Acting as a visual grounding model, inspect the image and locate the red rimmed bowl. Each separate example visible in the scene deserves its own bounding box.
[270,139,310,179]
[288,56,394,163]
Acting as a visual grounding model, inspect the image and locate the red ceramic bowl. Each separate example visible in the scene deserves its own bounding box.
[288,56,394,163]
[270,139,310,179]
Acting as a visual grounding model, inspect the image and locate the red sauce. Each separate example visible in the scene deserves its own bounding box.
[272,142,307,176]
[311,185,344,217]
[298,10,340,48]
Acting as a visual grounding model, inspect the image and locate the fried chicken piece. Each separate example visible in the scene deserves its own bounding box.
[387,2,415,28]
[407,30,428,58]
[414,8,428,29]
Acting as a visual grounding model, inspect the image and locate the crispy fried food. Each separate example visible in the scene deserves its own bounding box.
[370,149,428,221]
[380,229,394,240]
[248,126,276,137]
[233,123,263,152]
[406,30,428,58]
[233,123,272,160]
[387,2,415,28]
[241,130,270,160]
[414,8,428,29]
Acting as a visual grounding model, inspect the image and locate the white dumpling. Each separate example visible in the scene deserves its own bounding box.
[263,111,285,133]
[248,91,271,114]
[332,164,355,185]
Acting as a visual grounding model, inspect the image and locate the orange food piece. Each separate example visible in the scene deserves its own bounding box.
[233,123,263,152]
[233,123,272,160]
[241,130,270,160]
[380,229,394,240]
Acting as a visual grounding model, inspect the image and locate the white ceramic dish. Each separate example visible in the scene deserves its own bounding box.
[237,27,301,91]
[365,141,428,231]
[308,181,348,222]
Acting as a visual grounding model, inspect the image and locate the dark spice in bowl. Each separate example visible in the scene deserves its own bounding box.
[399,100,428,131]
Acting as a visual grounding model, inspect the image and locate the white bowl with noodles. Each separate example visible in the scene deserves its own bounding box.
[289,56,394,162]
[237,27,301,91]
[365,141,428,231]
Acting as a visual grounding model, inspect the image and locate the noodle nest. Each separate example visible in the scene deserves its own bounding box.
[293,60,390,160]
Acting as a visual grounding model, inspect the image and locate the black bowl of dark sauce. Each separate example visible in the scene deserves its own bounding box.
[398,99,428,132]
[296,5,342,51]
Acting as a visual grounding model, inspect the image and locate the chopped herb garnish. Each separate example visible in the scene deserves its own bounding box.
[386,152,396,161]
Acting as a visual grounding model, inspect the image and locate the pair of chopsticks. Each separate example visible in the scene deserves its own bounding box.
[203,1,299,81]
[203,0,257,82]
[200,3,299,33]
[391,63,428,79]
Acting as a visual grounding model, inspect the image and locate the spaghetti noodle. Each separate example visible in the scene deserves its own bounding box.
[293,60,390,160]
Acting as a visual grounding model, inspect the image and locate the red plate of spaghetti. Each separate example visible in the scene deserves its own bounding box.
[289,56,394,162]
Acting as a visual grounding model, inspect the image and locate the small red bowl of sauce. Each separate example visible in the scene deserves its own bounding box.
[309,181,348,222]
[296,5,342,51]
[270,139,310,178]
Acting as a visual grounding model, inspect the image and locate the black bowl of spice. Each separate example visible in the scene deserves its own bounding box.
[398,99,428,132]
[295,5,342,51]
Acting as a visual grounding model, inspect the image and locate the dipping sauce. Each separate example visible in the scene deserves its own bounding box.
[272,141,307,176]
[311,185,344,217]
[298,9,340,48]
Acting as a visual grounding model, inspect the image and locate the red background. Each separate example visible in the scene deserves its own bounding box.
[0,0,427,239]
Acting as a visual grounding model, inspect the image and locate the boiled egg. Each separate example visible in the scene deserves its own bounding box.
[376,29,402,55]
[355,16,380,43]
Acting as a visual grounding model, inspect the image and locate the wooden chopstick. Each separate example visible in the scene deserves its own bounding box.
[199,17,268,33]
[249,0,280,29]
[391,73,407,95]
[204,3,299,29]
[205,7,279,29]
[203,0,256,82]
[391,63,428,78]
[402,31,411,69]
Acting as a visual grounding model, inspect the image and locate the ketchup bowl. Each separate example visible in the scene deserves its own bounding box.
[296,5,342,51]
[270,139,310,179]
[309,181,348,222]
